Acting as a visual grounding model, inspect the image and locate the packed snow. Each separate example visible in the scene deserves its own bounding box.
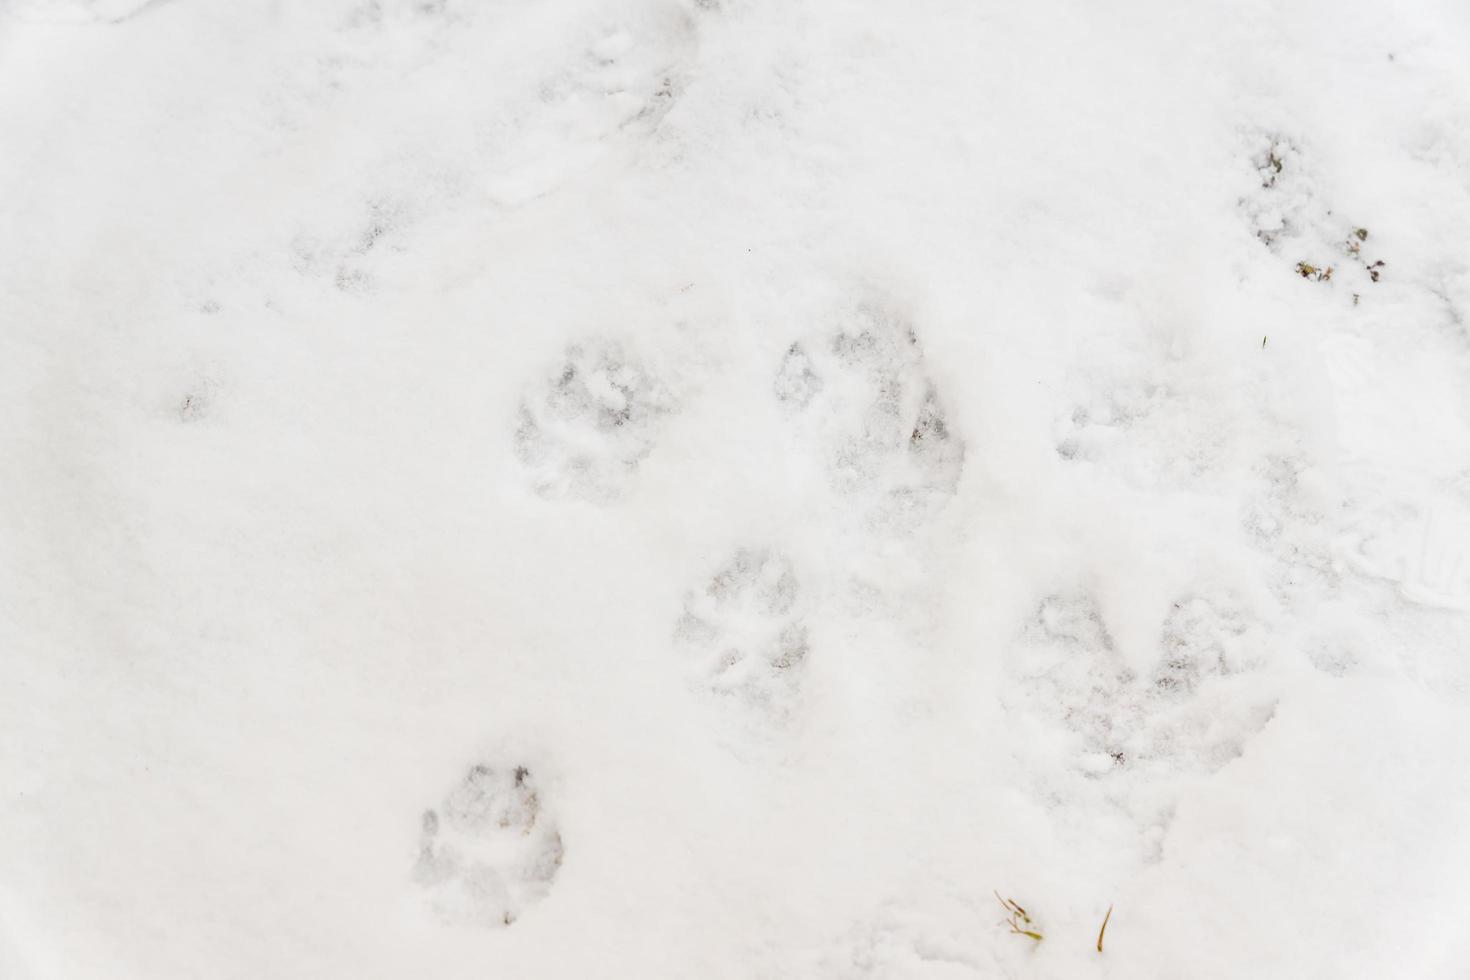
[4,0,1470,976]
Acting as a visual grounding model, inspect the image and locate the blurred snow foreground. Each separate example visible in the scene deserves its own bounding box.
[4,0,1470,976]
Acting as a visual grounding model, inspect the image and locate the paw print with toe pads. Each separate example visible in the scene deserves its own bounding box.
[675,548,811,713]
[514,338,674,501]
[1011,590,1272,780]
[777,296,965,531]
[414,763,563,928]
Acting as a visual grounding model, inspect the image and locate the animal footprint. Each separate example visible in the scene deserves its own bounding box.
[1034,592,1114,651]
[675,549,810,712]
[774,343,823,410]
[1012,591,1270,778]
[482,2,698,205]
[778,298,965,529]
[1155,594,1250,696]
[514,339,673,501]
[1019,593,1136,768]
[414,764,564,928]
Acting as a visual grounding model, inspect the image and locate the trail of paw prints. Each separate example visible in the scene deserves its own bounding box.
[413,763,564,928]
[674,548,810,717]
[1004,590,1275,857]
[776,297,965,532]
[514,338,674,502]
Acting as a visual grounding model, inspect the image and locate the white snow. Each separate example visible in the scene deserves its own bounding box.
[4,0,1470,976]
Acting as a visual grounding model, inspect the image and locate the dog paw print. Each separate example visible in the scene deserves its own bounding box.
[514,339,673,501]
[481,3,698,205]
[413,764,564,928]
[675,549,810,712]
[1005,588,1276,862]
[1154,593,1251,696]
[1016,593,1138,770]
[778,298,964,529]
[1052,385,1157,465]
[1144,592,1274,773]
[774,342,824,410]
[1033,592,1114,651]
[1013,591,1271,779]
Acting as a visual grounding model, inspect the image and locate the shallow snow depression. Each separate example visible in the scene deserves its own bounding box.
[4,0,1470,976]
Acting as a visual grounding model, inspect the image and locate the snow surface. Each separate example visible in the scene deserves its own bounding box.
[4,0,1470,976]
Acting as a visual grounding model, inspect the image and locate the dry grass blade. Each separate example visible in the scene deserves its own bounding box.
[994,891,1042,942]
[1096,904,1113,953]
[992,891,1029,922]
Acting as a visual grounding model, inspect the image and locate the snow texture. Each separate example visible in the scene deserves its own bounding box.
[4,0,1470,977]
